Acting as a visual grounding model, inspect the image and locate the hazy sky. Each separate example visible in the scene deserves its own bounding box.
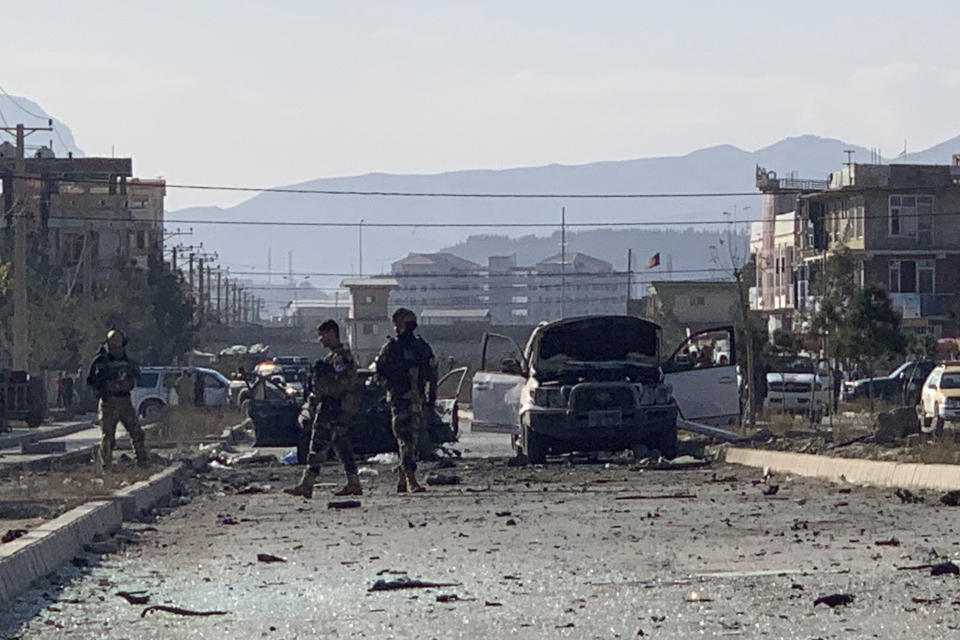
[3,1,959,210]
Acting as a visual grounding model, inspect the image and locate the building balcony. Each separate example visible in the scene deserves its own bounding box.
[889,293,955,319]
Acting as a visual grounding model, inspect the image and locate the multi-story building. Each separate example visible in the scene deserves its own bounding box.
[793,159,960,336]
[755,158,960,337]
[751,166,828,334]
[388,251,627,325]
[0,147,164,295]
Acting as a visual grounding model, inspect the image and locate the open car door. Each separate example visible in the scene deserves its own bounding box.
[434,366,469,437]
[662,326,740,426]
[248,377,302,447]
[471,333,527,434]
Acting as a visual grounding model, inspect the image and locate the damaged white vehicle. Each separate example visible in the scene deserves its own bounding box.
[472,315,739,462]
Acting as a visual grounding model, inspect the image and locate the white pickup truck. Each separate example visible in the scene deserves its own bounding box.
[471,315,740,461]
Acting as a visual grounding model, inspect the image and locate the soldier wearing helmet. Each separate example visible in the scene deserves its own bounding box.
[374,308,438,493]
[85,328,149,468]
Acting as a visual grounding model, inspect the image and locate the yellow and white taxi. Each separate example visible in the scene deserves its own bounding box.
[918,363,960,434]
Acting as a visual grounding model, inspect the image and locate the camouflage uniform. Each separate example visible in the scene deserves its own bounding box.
[86,346,147,466]
[305,345,358,475]
[375,331,438,475]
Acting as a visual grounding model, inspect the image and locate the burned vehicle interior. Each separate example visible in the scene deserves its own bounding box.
[249,366,468,462]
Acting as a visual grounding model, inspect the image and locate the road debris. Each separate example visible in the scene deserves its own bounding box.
[257,553,287,564]
[328,500,361,509]
[425,473,461,486]
[116,590,150,605]
[813,593,855,608]
[895,489,924,504]
[931,561,960,576]
[939,490,960,506]
[1,528,28,543]
[614,493,697,501]
[368,576,460,592]
[141,605,229,617]
[874,537,900,547]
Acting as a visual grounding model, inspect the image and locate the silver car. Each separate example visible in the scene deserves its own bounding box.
[131,366,230,420]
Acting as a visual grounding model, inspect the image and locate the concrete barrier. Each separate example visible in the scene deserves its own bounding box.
[0,500,122,602]
[108,463,187,520]
[725,447,960,491]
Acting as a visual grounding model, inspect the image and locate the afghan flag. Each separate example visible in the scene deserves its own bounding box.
[646,252,661,269]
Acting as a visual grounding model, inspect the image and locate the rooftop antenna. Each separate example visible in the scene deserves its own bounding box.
[843,149,855,167]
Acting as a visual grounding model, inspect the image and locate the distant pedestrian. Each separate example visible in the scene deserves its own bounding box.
[193,370,205,407]
[375,308,438,493]
[62,374,74,409]
[55,372,65,407]
[85,329,149,468]
[175,370,194,408]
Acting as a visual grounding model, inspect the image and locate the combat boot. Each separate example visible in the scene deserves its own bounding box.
[100,441,114,473]
[283,469,318,499]
[396,471,407,493]
[333,472,362,496]
[404,470,426,493]
[133,441,150,467]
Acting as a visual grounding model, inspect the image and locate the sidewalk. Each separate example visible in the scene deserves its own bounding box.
[0,416,96,450]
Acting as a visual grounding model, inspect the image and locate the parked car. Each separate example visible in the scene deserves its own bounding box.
[248,366,468,461]
[917,363,960,434]
[471,315,739,462]
[763,356,832,421]
[132,367,231,419]
[842,359,935,405]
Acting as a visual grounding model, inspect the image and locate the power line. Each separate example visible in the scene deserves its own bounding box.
[0,85,70,153]
[226,267,730,279]
[6,174,763,200]
[36,212,758,229]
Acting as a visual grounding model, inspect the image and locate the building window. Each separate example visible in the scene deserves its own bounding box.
[362,323,374,335]
[364,295,375,304]
[889,259,934,293]
[511,295,528,304]
[889,195,933,238]
[689,296,705,306]
[512,309,529,317]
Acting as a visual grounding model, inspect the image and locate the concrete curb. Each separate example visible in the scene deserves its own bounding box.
[725,447,960,491]
[0,419,249,603]
[0,500,123,602]
[0,420,95,450]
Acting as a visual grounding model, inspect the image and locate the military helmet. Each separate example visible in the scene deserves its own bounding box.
[105,328,127,349]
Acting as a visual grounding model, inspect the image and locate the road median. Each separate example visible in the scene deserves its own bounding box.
[725,447,960,491]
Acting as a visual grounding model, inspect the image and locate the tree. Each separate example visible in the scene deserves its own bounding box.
[808,246,857,362]
[846,284,907,411]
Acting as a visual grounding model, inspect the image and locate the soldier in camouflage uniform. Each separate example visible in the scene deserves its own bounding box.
[284,319,361,499]
[85,329,148,469]
[375,308,438,493]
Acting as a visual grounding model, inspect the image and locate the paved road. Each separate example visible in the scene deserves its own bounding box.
[3,431,960,638]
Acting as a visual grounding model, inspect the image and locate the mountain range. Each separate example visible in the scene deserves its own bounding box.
[7,94,960,291]
[171,134,960,288]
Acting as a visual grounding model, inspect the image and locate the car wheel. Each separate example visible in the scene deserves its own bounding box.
[934,404,945,437]
[522,425,546,464]
[239,399,251,418]
[140,400,165,421]
[918,405,933,432]
[649,427,677,459]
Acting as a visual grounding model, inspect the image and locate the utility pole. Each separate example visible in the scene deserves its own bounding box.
[216,269,222,322]
[626,248,632,305]
[2,122,52,371]
[560,207,567,319]
[359,219,364,276]
[197,257,205,320]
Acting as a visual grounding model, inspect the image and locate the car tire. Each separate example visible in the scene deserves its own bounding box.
[522,425,546,464]
[934,404,945,437]
[140,400,165,421]
[240,399,251,418]
[649,427,678,460]
[918,405,933,433]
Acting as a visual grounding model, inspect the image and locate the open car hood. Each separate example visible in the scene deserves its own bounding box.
[530,316,660,383]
